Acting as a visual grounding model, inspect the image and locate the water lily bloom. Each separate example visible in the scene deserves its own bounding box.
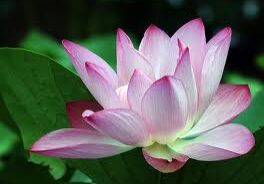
[31,18,255,173]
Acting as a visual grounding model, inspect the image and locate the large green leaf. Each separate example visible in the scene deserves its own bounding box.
[0,48,90,179]
[0,48,263,184]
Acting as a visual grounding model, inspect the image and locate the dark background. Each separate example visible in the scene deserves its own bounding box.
[0,0,263,79]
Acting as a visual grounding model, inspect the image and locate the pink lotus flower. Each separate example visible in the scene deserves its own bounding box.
[31,18,255,173]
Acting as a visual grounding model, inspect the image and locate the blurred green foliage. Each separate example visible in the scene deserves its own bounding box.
[256,53,264,70]
[0,122,17,157]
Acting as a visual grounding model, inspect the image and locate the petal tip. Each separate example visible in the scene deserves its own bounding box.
[117,28,125,35]
[144,24,166,36]
[61,39,73,48]
[29,139,45,153]
[188,17,204,28]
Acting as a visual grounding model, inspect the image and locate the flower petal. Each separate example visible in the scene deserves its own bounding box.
[171,18,206,84]
[84,109,152,146]
[141,76,188,144]
[139,24,172,78]
[169,124,255,161]
[174,48,198,120]
[62,40,117,87]
[185,84,251,137]
[66,100,102,129]
[85,63,124,108]
[116,29,134,84]
[127,69,153,114]
[142,149,188,173]
[116,29,154,85]
[30,128,133,158]
[198,28,232,112]
[115,84,129,107]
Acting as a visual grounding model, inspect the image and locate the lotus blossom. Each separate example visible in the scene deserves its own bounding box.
[30,18,255,173]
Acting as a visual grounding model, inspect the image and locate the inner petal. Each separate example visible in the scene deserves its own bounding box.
[115,84,129,107]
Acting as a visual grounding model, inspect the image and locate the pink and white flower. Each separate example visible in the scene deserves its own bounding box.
[31,18,255,173]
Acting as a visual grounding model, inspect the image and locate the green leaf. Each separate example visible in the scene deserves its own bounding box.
[0,48,90,179]
[70,170,93,183]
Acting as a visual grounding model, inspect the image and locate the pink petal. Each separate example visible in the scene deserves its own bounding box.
[139,24,172,78]
[141,76,188,144]
[85,63,125,109]
[185,84,251,137]
[116,29,134,84]
[115,84,129,107]
[127,69,153,114]
[84,109,152,146]
[116,29,154,85]
[62,40,117,88]
[177,39,186,58]
[171,18,206,85]
[30,128,133,158]
[66,100,102,129]
[170,124,255,161]
[142,149,188,173]
[198,28,232,112]
[174,48,198,120]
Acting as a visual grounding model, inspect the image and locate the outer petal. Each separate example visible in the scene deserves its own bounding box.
[84,109,152,146]
[116,29,154,85]
[85,63,125,108]
[139,24,171,78]
[66,100,102,129]
[174,48,198,120]
[169,124,255,161]
[30,128,133,158]
[185,84,251,137]
[142,149,188,173]
[198,28,232,112]
[127,69,153,114]
[141,76,188,144]
[62,40,117,88]
[171,18,206,85]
